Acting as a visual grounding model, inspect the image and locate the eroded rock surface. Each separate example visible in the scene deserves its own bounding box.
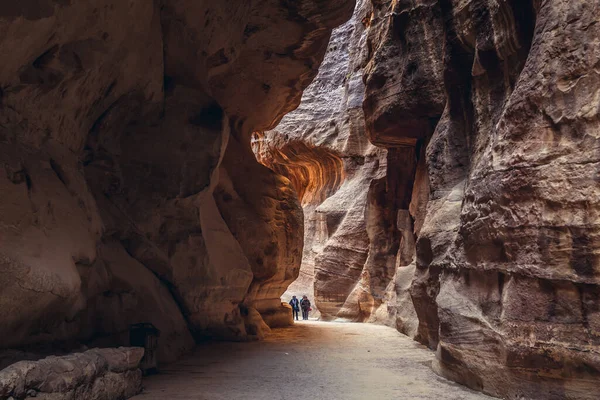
[258,0,600,398]
[0,347,143,400]
[0,0,354,363]
[254,0,398,323]
[2,0,599,398]
[362,0,600,398]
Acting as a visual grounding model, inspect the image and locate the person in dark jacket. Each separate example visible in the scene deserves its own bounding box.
[289,295,300,321]
[300,295,311,320]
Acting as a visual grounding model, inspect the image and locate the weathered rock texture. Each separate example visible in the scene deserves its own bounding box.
[0,0,354,364]
[2,0,599,398]
[0,347,143,400]
[254,0,400,323]
[362,0,600,399]
[258,0,600,398]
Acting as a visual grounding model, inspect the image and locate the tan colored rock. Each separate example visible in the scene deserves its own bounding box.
[261,302,294,329]
[214,134,303,334]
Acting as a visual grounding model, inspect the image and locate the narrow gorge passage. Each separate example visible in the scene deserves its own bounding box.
[133,321,492,400]
[1,0,599,399]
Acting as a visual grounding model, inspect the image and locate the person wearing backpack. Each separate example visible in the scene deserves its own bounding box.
[300,295,311,320]
[289,295,300,321]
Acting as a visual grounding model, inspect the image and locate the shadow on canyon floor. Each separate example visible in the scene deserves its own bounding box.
[133,321,495,400]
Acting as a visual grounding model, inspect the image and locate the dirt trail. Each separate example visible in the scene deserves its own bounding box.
[132,321,495,400]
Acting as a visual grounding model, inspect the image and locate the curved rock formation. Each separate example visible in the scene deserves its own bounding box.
[253,134,347,319]
[254,0,407,324]
[0,0,355,361]
[362,0,600,398]
[258,0,600,398]
[2,0,599,398]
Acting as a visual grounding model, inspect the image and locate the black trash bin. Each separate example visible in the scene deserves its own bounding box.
[129,323,160,375]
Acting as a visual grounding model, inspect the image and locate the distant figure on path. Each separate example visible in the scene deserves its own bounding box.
[289,296,300,321]
[300,295,311,320]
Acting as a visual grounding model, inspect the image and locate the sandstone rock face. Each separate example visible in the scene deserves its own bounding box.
[2,0,599,398]
[258,0,600,397]
[0,347,143,399]
[0,0,354,361]
[361,0,600,398]
[254,0,401,323]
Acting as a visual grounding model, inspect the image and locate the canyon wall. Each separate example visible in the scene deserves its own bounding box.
[0,0,355,361]
[258,0,600,399]
[254,0,401,324]
[362,0,600,399]
[1,0,599,398]
[254,0,426,338]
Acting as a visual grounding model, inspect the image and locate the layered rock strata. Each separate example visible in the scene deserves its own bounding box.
[362,0,600,399]
[2,0,599,398]
[254,0,398,322]
[0,0,354,362]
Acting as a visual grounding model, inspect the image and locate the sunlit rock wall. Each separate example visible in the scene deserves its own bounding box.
[254,0,406,323]
[0,0,355,360]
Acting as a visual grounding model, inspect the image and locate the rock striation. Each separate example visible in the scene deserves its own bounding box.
[254,0,424,335]
[254,0,396,323]
[0,347,143,399]
[258,0,600,398]
[2,0,599,399]
[0,0,355,366]
[361,0,600,399]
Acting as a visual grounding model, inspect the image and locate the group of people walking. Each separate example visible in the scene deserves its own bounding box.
[289,295,311,321]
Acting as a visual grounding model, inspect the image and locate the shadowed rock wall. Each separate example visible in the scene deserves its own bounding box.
[362,0,600,398]
[2,1,599,398]
[0,0,355,361]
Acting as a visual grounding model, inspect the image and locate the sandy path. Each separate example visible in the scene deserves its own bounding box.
[132,321,495,400]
